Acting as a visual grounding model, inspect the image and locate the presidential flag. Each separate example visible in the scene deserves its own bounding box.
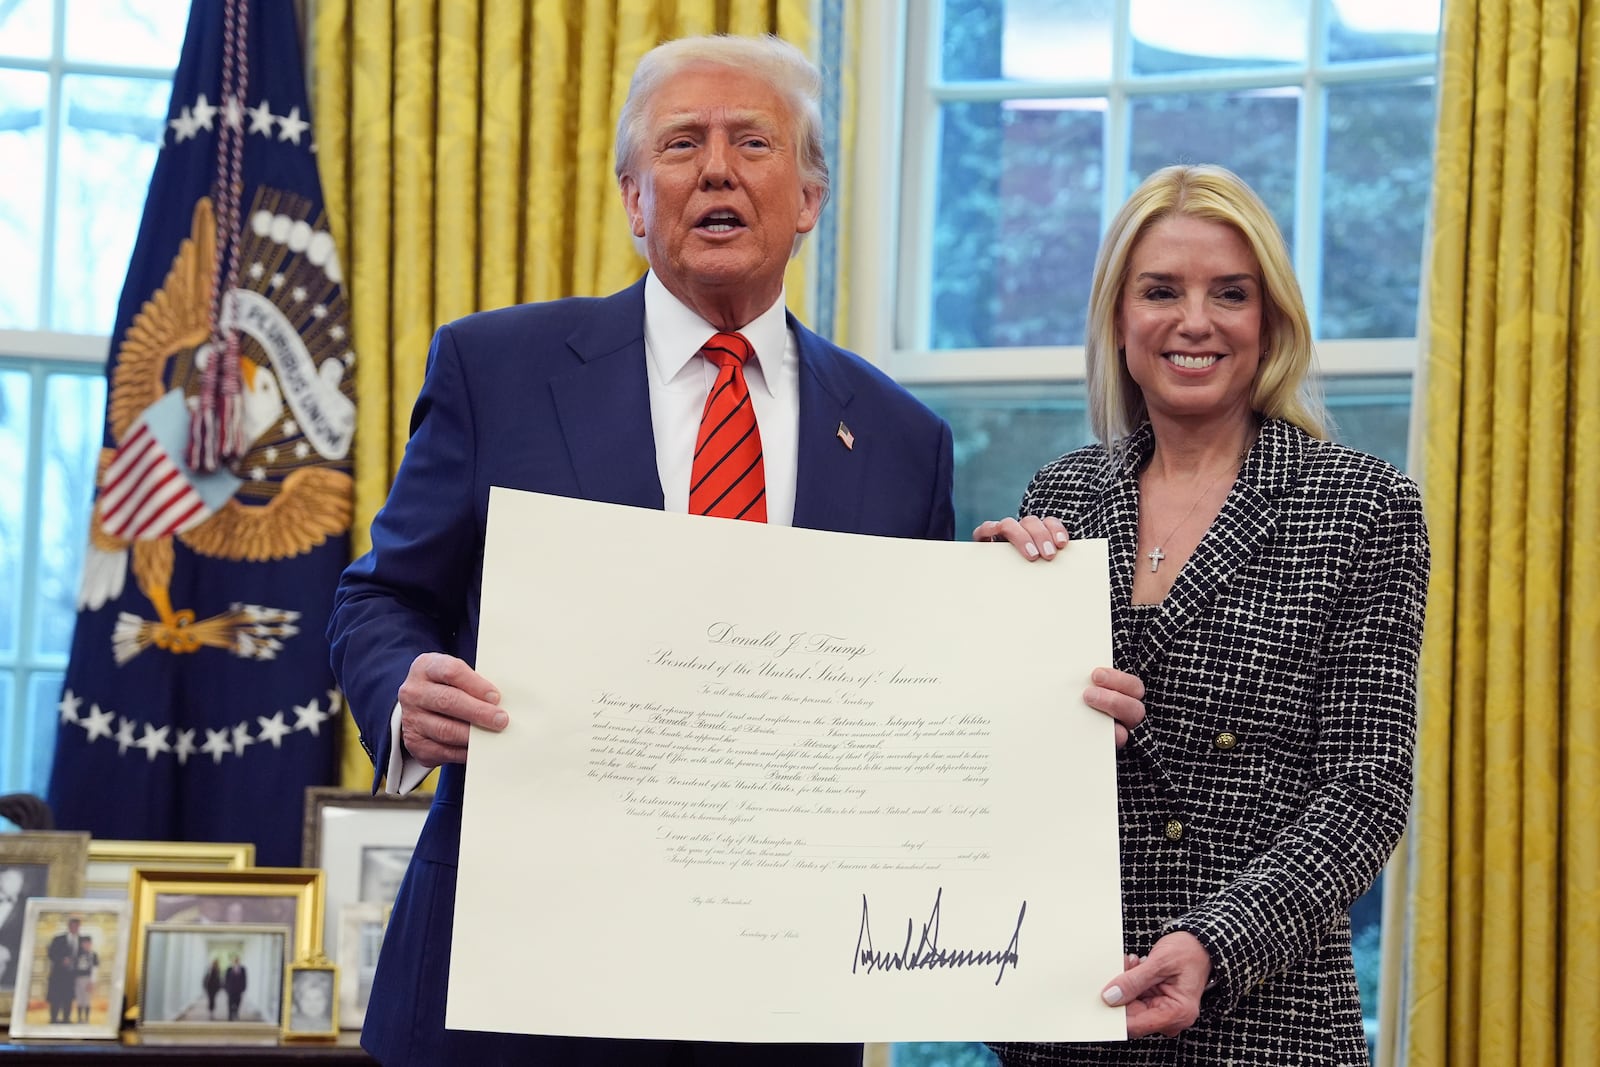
[49,0,355,866]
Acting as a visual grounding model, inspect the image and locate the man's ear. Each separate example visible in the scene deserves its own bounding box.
[619,175,646,238]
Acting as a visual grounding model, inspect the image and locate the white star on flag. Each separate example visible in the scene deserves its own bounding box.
[169,107,200,142]
[135,724,172,762]
[223,94,244,129]
[116,717,137,754]
[294,700,330,736]
[277,105,310,144]
[202,729,233,764]
[191,93,218,131]
[59,689,83,723]
[247,98,276,135]
[232,721,255,755]
[256,711,294,748]
[79,704,115,743]
[175,729,197,765]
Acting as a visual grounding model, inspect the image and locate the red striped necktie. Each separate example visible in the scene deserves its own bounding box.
[689,331,767,522]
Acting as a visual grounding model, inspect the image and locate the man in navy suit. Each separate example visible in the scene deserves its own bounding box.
[329,33,953,1067]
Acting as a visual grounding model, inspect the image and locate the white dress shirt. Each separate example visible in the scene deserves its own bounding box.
[386,275,803,792]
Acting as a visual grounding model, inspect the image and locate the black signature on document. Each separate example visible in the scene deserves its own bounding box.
[852,887,1024,986]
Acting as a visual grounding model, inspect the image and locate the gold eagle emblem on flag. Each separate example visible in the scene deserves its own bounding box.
[80,193,355,663]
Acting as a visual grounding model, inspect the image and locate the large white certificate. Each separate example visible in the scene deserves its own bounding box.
[449,489,1125,1043]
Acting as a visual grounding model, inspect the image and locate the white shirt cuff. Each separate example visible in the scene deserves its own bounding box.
[386,701,434,794]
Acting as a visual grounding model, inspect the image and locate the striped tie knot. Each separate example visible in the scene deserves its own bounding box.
[690,331,766,523]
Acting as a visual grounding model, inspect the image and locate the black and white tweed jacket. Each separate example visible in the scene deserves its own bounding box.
[990,418,1429,1067]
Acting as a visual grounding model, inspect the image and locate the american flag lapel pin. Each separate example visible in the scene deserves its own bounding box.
[836,422,855,450]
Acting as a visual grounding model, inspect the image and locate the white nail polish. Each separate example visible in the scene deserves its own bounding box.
[1102,985,1124,1005]
[1024,543,1039,559]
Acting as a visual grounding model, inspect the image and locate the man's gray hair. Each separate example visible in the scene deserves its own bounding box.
[613,33,830,211]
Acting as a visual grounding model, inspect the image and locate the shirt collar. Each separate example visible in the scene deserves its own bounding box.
[643,271,790,397]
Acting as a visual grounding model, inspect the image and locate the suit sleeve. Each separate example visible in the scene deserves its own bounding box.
[327,323,481,783]
[1167,475,1430,1012]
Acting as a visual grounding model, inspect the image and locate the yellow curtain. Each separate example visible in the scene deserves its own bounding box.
[1406,0,1599,1063]
[311,1,814,788]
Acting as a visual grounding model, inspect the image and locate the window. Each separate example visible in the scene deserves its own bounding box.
[0,0,186,806]
[852,2,1441,1063]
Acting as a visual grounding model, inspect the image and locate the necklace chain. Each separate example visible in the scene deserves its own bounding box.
[1144,447,1247,573]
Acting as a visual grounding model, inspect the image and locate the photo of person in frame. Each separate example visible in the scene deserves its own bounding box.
[8,900,129,1038]
[288,967,335,1034]
[357,846,412,906]
[139,925,284,1030]
[45,915,85,1022]
[0,864,48,991]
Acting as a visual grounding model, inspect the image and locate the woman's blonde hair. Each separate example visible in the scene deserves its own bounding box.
[1084,163,1328,444]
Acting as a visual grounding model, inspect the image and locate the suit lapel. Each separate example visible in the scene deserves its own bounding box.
[547,279,665,511]
[1129,421,1300,679]
[790,316,863,533]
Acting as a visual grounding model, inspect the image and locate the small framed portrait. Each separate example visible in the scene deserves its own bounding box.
[6,897,132,1039]
[126,867,323,1019]
[334,900,390,1029]
[301,787,427,962]
[137,922,286,1040]
[282,960,339,1039]
[0,831,90,1020]
[84,840,255,903]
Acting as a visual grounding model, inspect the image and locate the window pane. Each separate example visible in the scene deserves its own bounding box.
[1128,88,1299,245]
[941,0,1115,82]
[911,383,1094,537]
[1130,0,1310,75]
[932,101,1104,349]
[25,670,63,795]
[37,371,105,657]
[1319,79,1436,339]
[63,0,187,67]
[1327,0,1442,63]
[0,68,48,329]
[0,669,13,796]
[0,0,53,59]
[52,73,169,333]
[0,369,28,655]
[891,1041,999,1066]
[1326,374,1413,470]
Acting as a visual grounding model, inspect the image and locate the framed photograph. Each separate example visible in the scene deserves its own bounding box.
[282,960,338,1039]
[137,922,286,1039]
[85,840,254,903]
[334,901,389,1030]
[302,787,427,962]
[6,897,132,1039]
[126,867,323,1019]
[0,831,90,1020]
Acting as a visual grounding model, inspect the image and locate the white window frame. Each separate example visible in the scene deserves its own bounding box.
[848,0,1434,384]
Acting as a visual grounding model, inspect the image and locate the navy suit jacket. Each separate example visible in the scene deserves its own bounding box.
[329,278,954,1065]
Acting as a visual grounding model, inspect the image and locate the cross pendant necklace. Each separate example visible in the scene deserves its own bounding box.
[1143,447,1248,573]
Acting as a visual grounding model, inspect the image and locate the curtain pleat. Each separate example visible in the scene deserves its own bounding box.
[1406,0,1597,1063]
[312,1,816,790]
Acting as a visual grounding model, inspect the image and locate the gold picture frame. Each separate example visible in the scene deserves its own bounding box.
[0,831,91,1021]
[85,840,255,903]
[282,960,339,1040]
[125,867,323,1020]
